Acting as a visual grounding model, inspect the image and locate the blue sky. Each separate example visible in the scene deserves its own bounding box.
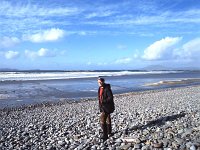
[0,0,200,70]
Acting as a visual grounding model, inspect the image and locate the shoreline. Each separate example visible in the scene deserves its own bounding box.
[1,84,200,111]
[143,78,200,86]
[0,85,200,149]
[1,71,200,109]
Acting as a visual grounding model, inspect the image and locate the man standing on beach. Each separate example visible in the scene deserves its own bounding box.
[97,77,115,141]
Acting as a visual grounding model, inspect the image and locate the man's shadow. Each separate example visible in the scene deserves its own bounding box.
[136,112,185,130]
[114,112,186,135]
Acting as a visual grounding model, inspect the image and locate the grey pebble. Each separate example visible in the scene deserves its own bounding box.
[134,144,141,149]
[0,86,200,149]
[120,143,131,150]
[190,145,196,150]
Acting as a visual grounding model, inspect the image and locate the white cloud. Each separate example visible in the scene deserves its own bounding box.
[142,37,182,60]
[0,1,80,35]
[87,62,92,65]
[5,51,19,59]
[117,44,127,50]
[174,38,200,60]
[0,37,20,48]
[1,1,200,37]
[85,8,200,27]
[115,57,132,64]
[24,28,65,43]
[25,48,56,58]
[25,50,37,58]
[0,1,80,18]
[133,54,139,59]
[38,48,49,57]
[85,10,116,19]
[85,13,99,19]
[97,62,107,66]
[78,31,87,36]
[141,37,200,62]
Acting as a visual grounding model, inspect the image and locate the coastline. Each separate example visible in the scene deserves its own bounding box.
[1,70,200,109]
[0,85,200,149]
[1,84,199,111]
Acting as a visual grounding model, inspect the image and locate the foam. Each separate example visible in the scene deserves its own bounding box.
[0,71,181,81]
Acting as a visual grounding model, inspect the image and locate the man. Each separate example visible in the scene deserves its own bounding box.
[97,77,115,141]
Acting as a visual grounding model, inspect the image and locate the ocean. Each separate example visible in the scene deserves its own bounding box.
[0,70,200,108]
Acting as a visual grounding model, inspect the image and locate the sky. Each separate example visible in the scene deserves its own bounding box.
[0,0,200,70]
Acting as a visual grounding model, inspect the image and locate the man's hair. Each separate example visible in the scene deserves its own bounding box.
[98,77,105,82]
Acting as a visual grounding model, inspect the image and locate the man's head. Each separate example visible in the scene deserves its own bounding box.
[98,77,105,87]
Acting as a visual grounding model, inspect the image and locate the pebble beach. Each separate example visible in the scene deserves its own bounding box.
[0,85,200,150]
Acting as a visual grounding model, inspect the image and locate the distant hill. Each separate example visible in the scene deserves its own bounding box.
[0,68,19,71]
[142,65,200,71]
[142,65,173,71]
[177,67,200,71]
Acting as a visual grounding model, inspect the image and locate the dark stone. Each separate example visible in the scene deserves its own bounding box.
[153,143,163,148]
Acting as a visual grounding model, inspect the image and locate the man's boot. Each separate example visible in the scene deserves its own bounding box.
[100,124,108,141]
[107,123,113,137]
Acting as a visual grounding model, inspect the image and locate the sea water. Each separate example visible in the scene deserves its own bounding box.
[0,70,200,108]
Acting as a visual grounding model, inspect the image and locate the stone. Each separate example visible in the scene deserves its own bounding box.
[164,148,172,150]
[120,143,131,150]
[190,145,196,150]
[182,129,193,138]
[162,139,168,147]
[1,85,200,150]
[75,144,84,150]
[135,138,141,144]
[172,141,179,149]
[141,145,151,150]
[116,139,122,143]
[174,137,183,144]
[179,144,186,150]
[46,145,53,150]
[186,142,192,148]
[153,143,163,148]
[134,144,141,149]
[57,140,65,146]
[91,145,97,150]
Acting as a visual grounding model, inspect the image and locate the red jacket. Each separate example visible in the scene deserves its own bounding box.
[98,83,115,114]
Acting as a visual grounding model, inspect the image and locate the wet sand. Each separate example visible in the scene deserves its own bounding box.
[1,77,200,109]
[0,85,200,149]
[144,78,200,86]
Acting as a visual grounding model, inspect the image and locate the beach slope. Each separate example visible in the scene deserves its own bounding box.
[0,85,200,149]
